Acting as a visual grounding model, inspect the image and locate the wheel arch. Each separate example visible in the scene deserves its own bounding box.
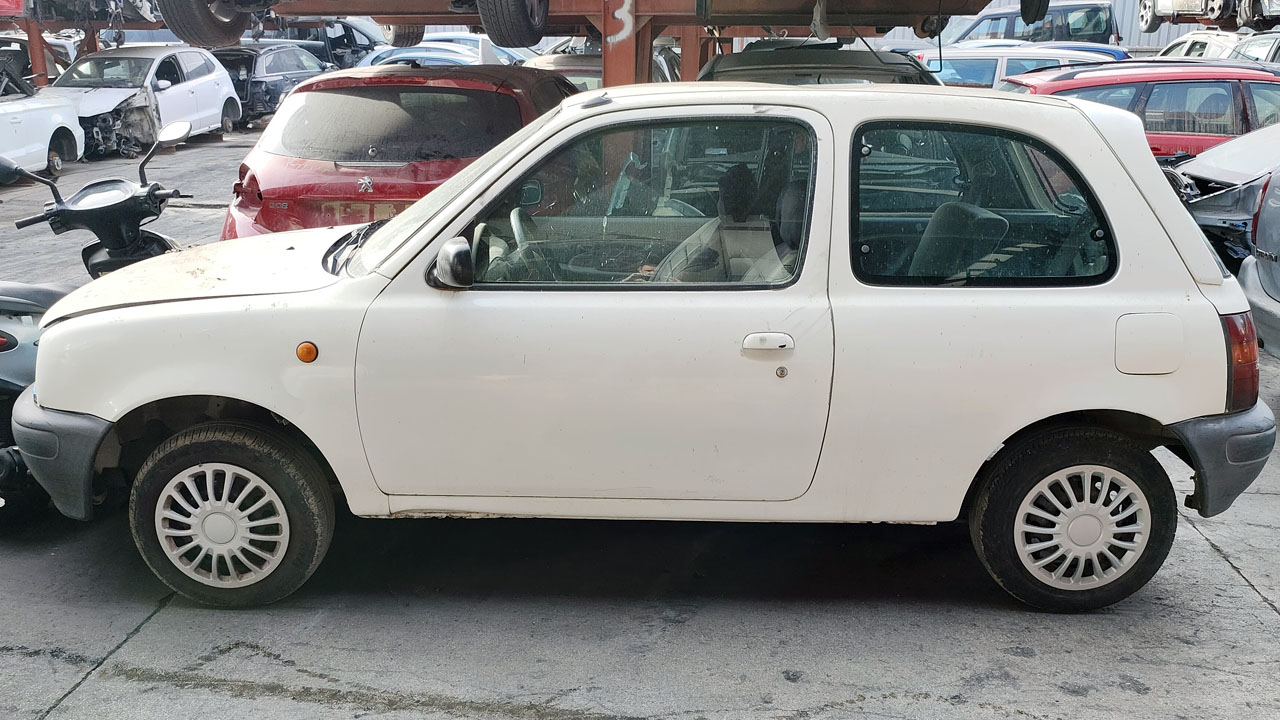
[96,394,342,500]
[50,125,79,161]
[959,409,1176,518]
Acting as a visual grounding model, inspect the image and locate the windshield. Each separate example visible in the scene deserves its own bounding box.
[939,15,976,45]
[260,86,524,163]
[54,56,151,88]
[346,109,558,275]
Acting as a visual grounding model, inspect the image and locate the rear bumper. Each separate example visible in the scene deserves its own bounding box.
[10,386,112,521]
[221,202,272,241]
[1170,399,1276,517]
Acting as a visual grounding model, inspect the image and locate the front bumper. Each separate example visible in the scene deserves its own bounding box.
[1170,399,1276,517]
[10,386,112,521]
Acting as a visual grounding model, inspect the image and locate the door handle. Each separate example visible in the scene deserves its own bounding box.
[742,332,795,350]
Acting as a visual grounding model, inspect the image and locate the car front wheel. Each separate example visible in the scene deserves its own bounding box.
[129,421,334,607]
[969,427,1176,612]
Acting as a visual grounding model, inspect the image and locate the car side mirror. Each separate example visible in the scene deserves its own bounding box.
[0,155,22,184]
[427,236,474,289]
[155,78,172,91]
[517,179,543,207]
[325,62,338,71]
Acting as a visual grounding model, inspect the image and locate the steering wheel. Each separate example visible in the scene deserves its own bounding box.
[509,207,536,249]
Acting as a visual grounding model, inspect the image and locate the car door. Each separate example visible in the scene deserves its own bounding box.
[355,106,837,501]
[1139,80,1244,156]
[177,51,219,130]
[0,96,30,167]
[151,53,199,128]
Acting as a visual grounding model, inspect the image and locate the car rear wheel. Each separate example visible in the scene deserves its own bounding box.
[129,421,335,607]
[383,24,426,47]
[1138,0,1162,33]
[156,0,250,47]
[969,427,1176,612]
[217,99,237,134]
[477,0,547,48]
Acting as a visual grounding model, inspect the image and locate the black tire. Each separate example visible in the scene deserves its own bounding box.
[1138,0,1162,33]
[217,99,237,134]
[1020,0,1050,24]
[477,0,547,48]
[129,421,334,607]
[384,24,426,47]
[968,427,1177,612]
[156,0,250,48]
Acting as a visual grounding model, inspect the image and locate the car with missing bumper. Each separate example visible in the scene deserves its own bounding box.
[41,45,241,158]
[12,83,1275,611]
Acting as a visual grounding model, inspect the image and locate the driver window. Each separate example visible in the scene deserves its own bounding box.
[468,118,816,287]
[154,56,182,86]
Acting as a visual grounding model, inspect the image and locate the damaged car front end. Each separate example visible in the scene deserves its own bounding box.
[1168,123,1280,353]
[40,54,162,158]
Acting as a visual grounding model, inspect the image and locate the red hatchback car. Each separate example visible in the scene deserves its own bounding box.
[222,64,578,239]
[1000,60,1280,157]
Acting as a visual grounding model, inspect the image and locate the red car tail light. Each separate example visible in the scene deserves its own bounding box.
[1223,312,1259,413]
[234,169,263,207]
[0,330,14,352]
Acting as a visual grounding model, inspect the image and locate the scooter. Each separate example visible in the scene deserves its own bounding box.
[0,121,192,520]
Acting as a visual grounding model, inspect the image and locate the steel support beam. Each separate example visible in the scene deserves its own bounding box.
[21,19,47,86]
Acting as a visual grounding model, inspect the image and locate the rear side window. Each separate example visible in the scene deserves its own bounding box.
[1185,41,1209,57]
[1231,38,1275,62]
[1065,7,1111,40]
[1005,57,1066,76]
[1143,81,1241,135]
[968,17,1009,40]
[932,58,999,87]
[264,51,293,75]
[293,49,326,72]
[852,122,1115,287]
[1012,13,1057,42]
[259,86,523,162]
[1054,83,1140,110]
[1247,82,1280,127]
[1160,41,1187,57]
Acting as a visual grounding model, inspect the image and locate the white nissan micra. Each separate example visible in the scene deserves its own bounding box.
[13,84,1275,611]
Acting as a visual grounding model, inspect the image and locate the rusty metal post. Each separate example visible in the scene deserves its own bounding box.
[22,19,49,86]
[80,28,100,55]
[676,26,700,81]
[601,0,656,87]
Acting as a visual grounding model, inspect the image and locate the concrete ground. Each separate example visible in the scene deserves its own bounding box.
[1,137,1279,720]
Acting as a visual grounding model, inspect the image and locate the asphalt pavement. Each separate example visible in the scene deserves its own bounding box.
[0,133,1278,720]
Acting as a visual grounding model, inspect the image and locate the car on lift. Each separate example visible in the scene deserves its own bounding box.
[222,64,576,239]
[356,41,482,67]
[242,18,387,68]
[698,42,940,85]
[912,46,1106,88]
[1138,0,1279,32]
[212,43,333,125]
[999,60,1280,157]
[0,60,82,175]
[1165,123,1280,353]
[39,45,241,158]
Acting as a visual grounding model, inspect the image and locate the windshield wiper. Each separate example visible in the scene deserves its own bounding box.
[324,218,390,274]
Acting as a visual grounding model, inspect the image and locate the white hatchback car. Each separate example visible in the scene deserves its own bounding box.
[40,45,240,158]
[12,84,1275,612]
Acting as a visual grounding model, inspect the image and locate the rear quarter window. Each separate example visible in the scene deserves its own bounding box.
[852,121,1116,287]
[1054,83,1141,111]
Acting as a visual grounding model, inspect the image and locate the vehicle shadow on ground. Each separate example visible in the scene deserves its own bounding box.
[0,500,1012,609]
[303,511,1014,609]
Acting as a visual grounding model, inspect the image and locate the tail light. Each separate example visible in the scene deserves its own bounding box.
[0,330,14,353]
[233,167,262,207]
[1223,312,1259,413]
[1251,175,1272,247]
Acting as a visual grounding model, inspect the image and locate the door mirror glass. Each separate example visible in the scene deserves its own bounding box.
[427,236,474,289]
[517,179,543,207]
[156,121,191,148]
[155,78,172,91]
[0,155,22,185]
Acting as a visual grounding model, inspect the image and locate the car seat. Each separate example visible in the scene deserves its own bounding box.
[908,201,1010,279]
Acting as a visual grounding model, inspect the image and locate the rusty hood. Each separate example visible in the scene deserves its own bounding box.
[42,226,353,326]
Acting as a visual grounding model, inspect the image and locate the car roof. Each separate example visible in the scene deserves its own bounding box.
[974,0,1110,16]
[915,47,1111,61]
[1004,59,1280,88]
[295,63,569,93]
[213,43,298,55]
[524,53,602,71]
[700,48,926,76]
[76,44,196,59]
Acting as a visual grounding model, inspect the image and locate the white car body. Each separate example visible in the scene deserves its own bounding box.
[15,83,1276,608]
[0,87,83,173]
[1158,30,1246,59]
[45,45,240,155]
[913,46,1107,88]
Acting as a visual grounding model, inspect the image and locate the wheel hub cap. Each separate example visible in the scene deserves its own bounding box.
[154,463,290,588]
[1014,464,1150,591]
